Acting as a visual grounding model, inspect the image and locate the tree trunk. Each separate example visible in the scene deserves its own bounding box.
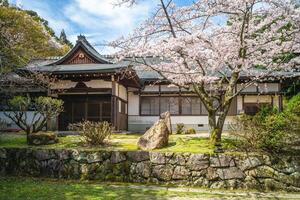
[25,127,31,145]
[208,104,231,153]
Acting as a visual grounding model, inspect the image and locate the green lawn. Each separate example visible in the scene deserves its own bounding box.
[0,177,296,200]
[0,132,236,154]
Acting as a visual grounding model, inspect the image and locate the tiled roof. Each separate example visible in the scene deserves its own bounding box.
[19,35,300,83]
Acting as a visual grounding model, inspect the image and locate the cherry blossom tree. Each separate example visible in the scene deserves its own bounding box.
[112,0,300,152]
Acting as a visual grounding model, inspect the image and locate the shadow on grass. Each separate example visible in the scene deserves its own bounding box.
[0,177,169,200]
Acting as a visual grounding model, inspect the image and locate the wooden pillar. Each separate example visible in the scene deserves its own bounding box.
[111,75,118,130]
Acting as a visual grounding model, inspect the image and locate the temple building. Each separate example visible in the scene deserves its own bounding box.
[1,35,299,132]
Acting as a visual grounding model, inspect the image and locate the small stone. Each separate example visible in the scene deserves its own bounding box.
[111,152,126,164]
[55,150,70,160]
[168,154,186,165]
[172,166,190,180]
[240,157,263,171]
[210,181,226,189]
[87,152,104,163]
[193,177,209,187]
[187,154,209,170]
[152,165,173,181]
[191,170,207,177]
[126,151,150,162]
[216,167,246,180]
[246,166,277,178]
[206,167,219,181]
[210,155,235,168]
[264,179,287,191]
[71,150,87,162]
[150,152,166,164]
[135,162,151,178]
[33,149,55,161]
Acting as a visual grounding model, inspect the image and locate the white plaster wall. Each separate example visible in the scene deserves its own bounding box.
[160,85,180,92]
[258,83,279,92]
[129,115,235,125]
[51,80,113,90]
[118,84,127,100]
[237,84,257,92]
[128,115,236,132]
[85,80,112,88]
[0,111,44,130]
[51,80,77,90]
[144,85,159,92]
[244,95,272,103]
[128,92,139,115]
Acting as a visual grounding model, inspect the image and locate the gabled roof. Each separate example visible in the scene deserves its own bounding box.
[48,35,112,65]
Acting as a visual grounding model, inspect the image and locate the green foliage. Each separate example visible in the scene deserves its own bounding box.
[184,128,196,135]
[0,0,9,7]
[35,96,64,119]
[0,6,70,72]
[230,97,300,153]
[8,96,31,111]
[283,81,300,98]
[175,123,185,134]
[5,96,64,137]
[285,93,300,114]
[69,121,112,146]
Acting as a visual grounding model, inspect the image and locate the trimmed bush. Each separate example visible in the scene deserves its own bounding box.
[184,128,196,134]
[175,123,185,134]
[69,121,112,146]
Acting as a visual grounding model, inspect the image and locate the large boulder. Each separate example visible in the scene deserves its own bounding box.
[160,111,172,134]
[137,117,170,150]
[28,132,59,145]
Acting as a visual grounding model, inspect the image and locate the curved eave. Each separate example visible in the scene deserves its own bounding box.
[47,41,111,65]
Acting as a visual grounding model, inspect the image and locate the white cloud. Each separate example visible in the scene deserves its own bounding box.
[65,0,155,31]
[9,0,157,54]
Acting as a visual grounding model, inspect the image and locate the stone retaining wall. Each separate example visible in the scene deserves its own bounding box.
[0,148,299,191]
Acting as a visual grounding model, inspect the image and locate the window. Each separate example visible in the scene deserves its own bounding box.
[141,97,159,115]
[160,97,179,115]
[244,103,270,115]
[182,97,201,115]
[140,96,233,116]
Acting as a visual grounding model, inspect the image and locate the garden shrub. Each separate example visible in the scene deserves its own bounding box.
[175,123,185,134]
[69,121,112,146]
[4,95,63,144]
[184,128,196,134]
[285,93,300,114]
[230,100,300,153]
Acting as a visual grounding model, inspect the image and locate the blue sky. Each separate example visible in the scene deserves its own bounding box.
[9,0,193,53]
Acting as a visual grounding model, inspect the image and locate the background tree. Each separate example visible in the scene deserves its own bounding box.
[0,0,9,7]
[112,0,300,151]
[0,5,70,73]
[59,29,73,48]
[4,96,63,144]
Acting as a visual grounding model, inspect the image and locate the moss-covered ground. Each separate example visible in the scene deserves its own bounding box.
[0,132,237,153]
